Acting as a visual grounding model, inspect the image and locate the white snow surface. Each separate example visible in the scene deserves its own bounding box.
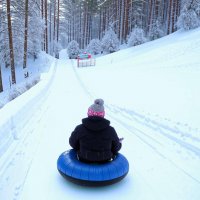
[0,28,200,200]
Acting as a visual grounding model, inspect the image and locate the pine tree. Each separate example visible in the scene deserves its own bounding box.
[0,3,9,68]
[149,18,164,40]
[86,39,102,55]
[101,26,120,53]
[12,0,26,65]
[6,0,16,84]
[67,40,79,59]
[28,4,44,61]
[177,1,200,30]
[127,27,147,47]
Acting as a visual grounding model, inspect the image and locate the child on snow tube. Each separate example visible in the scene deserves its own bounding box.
[69,98,123,163]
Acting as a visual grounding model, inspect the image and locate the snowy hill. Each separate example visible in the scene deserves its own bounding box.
[75,28,200,128]
[0,28,200,200]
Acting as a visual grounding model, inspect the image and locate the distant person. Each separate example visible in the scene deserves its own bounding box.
[69,99,123,163]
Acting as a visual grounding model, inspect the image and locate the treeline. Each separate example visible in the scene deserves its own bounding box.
[65,0,180,48]
[0,0,200,91]
[65,0,200,47]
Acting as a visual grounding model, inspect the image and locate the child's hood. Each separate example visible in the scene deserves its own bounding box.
[82,117,110,131]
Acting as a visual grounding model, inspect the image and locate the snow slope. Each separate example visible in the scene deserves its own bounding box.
[0,28,200,200]
[0,52,54,108]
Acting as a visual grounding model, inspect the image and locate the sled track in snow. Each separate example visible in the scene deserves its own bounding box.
[70,60,93,100]
[107,105,200,158]
[106,107,200,185]
[70,61,200,159]
[70,62,200,185]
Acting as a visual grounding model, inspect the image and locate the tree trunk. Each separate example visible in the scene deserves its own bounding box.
[57,0,59,42]
[23,0,28,70]
[167,0,172,34]
[100,9,103,40]
[41,0,44,18]
[53,0,56,53]
[122,0,126,42]
[49,1,52,54]
[83,4,87,48]
[142,0,147,32]
[45,0,48,53]
[148,0,153,32]
[119,0,124,44]
[79,4,82,47]
[86,13,90,46]
[0,0,2,92]
[102,8,106,34]
[6,0,16,84]
[176,0,181,18]
[124,0,130,42]
[41,0,45,51]
[116,0,120,38]
[155,0,159,17]
[175,0,180,27]
[0,64,3,92]
[172,0,176,32]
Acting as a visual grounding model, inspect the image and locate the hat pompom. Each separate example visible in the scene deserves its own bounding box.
[88,98,105,117]
[94,99,104,106]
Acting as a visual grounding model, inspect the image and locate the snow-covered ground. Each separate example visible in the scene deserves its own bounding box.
[0,52,54,108]
[0,28,200,200]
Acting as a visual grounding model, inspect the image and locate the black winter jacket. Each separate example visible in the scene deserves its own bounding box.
[69,116,122,162]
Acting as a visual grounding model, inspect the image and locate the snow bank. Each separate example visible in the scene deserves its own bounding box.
[0,60,56,159]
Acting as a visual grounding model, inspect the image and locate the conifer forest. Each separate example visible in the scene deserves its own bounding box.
[0,0,200,90]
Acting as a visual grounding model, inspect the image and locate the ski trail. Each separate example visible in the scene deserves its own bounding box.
[109,105,200,152]
[20,59,160,200]
[108,111,200,184]
[70,60,93,100]
[70,59,200,168]
[3,57,199,200]
[69,60,200,200]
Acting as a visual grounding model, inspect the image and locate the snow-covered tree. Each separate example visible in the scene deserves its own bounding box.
[11,1,44,64]
[0,0,9,67]
[67,40,79,58]
[177,1,200,30]
[101,27,120,53]
[11,0,25,66]
[86,39,102,55]
[127,27,147,47]
[13,36,24,65]
[7,0,16,84]
[54,41,62,58]
[28,13,45,60]
[149,19,164,40]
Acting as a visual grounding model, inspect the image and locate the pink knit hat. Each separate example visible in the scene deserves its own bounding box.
[87,99,105,118]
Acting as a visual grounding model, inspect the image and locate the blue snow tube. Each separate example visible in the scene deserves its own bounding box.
[57,149,129,186]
